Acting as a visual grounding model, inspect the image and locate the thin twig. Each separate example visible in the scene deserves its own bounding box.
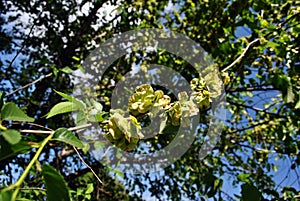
[97,188,113,197]
[227,100,287,118]
[226,121,269,135]
[227,86,279,92]
[101,146,111,158]
[2,133,53,197]
[7,8,44,69]
[19,123,93,134]
[12,122,53,131]
[221,191,236,201]
[18,123,103,185]
[235,14,300,69]
[278,12,300,28]
[73,146,103,184]
[68,123,92,131]
[237,143,277,154]
[19,130,53,134]
[222,38,261,73]
[6,73,53,97]
[19,187,46,191]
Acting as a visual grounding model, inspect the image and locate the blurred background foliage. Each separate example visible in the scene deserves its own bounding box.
[0,0,300,200]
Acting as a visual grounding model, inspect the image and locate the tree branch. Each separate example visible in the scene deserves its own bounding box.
[6,73,53,97]
[2,133,54,199]
[8,7,45,69]
[19,187,46,191]
[19,123,93,134]
[278,12,300,28]
[227,86,279,93]
[222,38,261,72]
[73,146,103,184]
[11,122,53,131]
[19,129,53,134]
[67,123,93,132]
[227,100,287,118]
[237,143,277,154]
[221,190,236,201]
[226,121,269,135]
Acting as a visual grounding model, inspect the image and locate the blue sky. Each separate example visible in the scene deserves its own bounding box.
[1,1,299,200]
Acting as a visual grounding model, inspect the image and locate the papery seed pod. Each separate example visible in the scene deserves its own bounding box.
[221,72,230,85]
[154,90,164,100]
[129,84,157,115]
[104,132,114,142]
[167,102,182,126]
[115,138,127,150]
[158,95,171,108]
[125,137,139,151]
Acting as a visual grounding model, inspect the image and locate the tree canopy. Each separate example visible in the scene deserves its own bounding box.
[0,0,300,200]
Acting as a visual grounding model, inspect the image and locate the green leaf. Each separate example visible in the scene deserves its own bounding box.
[286,85,295,103]
[237,173,250,182]
[76,110,87,126]
[82,142,90,155]
[1,129,21,144]
[267,41,280,54]
[41,164,70,201]
[60,67,74,74]
[72,56,80,61]
[54,90,85,110]
[85,183,94,194]
[91,99,103,112]
[94,112,108,122]
[0,92,4,110]
[89,111,108,123]
[241,183,261,201]
[52,128,84,148]
[45,102,79,119]
[207,178,222,198]
[159,115,168,134]
[113,169,124,178]
[0,190,13,201]
[0,136,32,161]
[295,99,300,109]
[50,65,59,78]
[1,102,34,122]
[94,141,105,150]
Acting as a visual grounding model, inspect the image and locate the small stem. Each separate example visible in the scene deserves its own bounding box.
[2,133,54,200]
[7,8,45,73]
[0,123,7,131]
[73,146,103,184]
[2,123,95,199]
[222,38,260,73]
[19,130,53,134]
[19,123,93,135]
[68,123,92,131]
[12,122,54,131]
[6,73,52,97]
[19,187,46,191]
